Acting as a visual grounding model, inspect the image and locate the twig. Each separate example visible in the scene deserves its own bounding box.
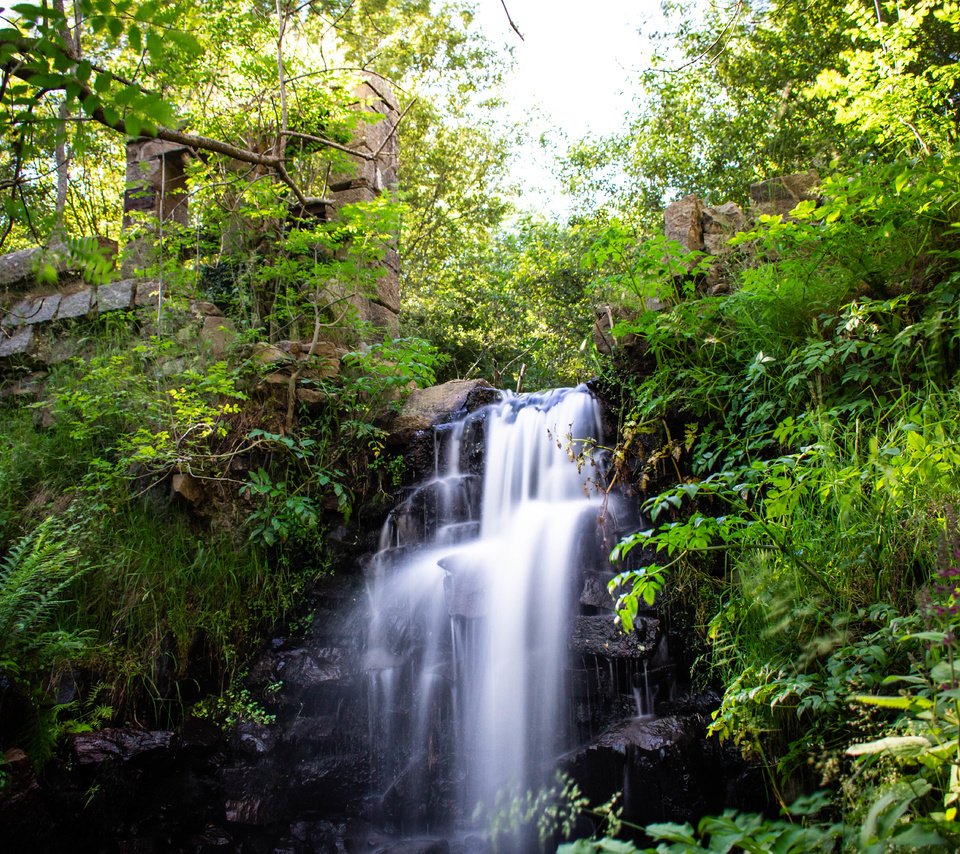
[665,0,742,73]
[499,0,524,40]
[285,130,376,160]
[372,97,416,159]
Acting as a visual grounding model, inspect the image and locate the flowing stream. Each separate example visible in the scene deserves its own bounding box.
[365,385,612,831]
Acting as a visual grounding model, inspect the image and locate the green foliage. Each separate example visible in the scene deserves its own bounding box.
[192,677,278,728]
[405,216,598,388]
[563,0,960,220]
[45,332,246,499]
[60,498,288,724]
[242,454,333,547]
[0,519,92,769]
[0,519,89,685]
[596,151,960,846]
[559,790,844,853]
[811,0,960,156]
[609,157,960,473]
[477,771,591,852]
[562,0,852,215]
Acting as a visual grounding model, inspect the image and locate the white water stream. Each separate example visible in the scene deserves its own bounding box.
[365,386,609,825]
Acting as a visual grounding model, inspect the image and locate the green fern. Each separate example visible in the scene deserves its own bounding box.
[0,519,89,684]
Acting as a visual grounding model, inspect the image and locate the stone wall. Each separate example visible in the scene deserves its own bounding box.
[0,72,403,362]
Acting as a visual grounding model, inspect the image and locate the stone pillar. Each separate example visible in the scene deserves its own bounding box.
[328,74,401,336]
[122,138,190,275]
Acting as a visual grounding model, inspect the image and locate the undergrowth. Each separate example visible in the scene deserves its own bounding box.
[593,155,960,848]
[0,301,439,772]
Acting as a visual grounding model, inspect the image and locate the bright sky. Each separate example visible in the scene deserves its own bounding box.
[473,0,668,213]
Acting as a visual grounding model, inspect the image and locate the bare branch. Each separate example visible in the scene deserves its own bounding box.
[665,0,743,73]
[372,96,416,159]
[499,0,524,41]
[286,129,375,160]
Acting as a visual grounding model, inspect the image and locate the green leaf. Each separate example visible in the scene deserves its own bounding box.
[846,736,932,757]
[646,821,698,844]
[101,105,120,128]
[850,694,918,710]
[145,30,164,60]
[37,262,57,284]
[80,94,100,116]
[93,71,113,94]
[166,29,201,56]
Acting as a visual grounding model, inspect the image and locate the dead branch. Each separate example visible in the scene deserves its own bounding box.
[499,0,524,41]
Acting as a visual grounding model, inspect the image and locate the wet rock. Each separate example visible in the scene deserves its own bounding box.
[233,721,278,758]
[225,796,270,825]
[579,571,616,610]
[275,647,347,684]
[179,714,222,749]
[564,714,717,828]
[388,379,497,442]
[286,715,338,744]
[292,754,371,811]
[378,840,450,854]
[570,615,658,658]
[70,728,174,765]
[190,826,233,847]
[596,714,697,755]
[288,819,349,850]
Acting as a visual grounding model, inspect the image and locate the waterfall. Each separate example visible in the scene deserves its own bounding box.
[365,385,612,832]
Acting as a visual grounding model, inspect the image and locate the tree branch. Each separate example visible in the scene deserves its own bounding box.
[285,129,375,160]
[666,0,743,73]
[499,0,524,41]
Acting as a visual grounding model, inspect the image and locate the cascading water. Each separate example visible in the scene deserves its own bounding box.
[365,385,614,833]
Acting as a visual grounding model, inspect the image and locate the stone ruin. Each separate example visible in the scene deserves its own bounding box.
[663,169,821,259]
[0,73,401,370]
[594,170,821,353]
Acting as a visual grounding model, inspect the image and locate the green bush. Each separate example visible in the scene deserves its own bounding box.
[598,156,960,845]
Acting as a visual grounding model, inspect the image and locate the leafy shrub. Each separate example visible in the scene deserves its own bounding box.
[600,156,960,843]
